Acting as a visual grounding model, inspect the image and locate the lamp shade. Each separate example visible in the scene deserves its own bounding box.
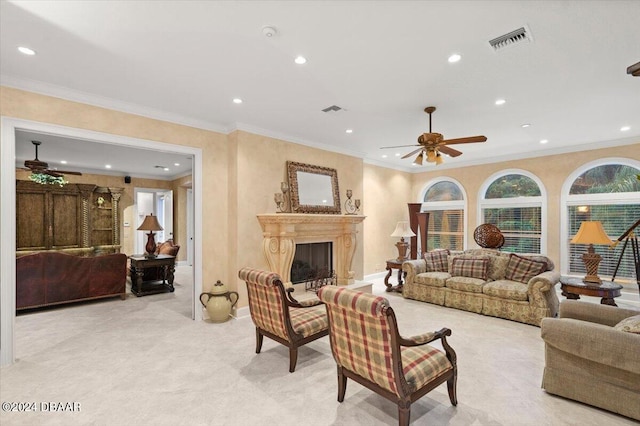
[137,214,163,231]
[390,221,416,238]
[570,221,612,246]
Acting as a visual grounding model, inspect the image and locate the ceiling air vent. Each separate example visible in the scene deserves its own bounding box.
[489,26,532,51]
[322,105,343,113]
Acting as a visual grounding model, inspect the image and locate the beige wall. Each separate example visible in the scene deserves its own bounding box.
[362,163,412,274]
[171,174,192,262]
[409,144,640,270]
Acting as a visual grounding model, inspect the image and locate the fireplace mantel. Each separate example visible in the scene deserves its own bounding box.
[257,214,366,286]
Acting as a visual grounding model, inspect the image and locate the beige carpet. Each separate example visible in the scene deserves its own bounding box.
[1,267,638,426]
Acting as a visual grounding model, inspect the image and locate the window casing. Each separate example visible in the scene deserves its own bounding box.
[563,161,640,281]
[479,171,545,254]
[420,179,466,252]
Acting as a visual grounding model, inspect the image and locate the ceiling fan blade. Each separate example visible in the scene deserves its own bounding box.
[52,170,83,176]
[380,144,421,149]
[438,146,463,157]
[401,147,424,159]
[441,135,487,145]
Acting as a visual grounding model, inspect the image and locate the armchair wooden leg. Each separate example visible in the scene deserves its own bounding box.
[447,370,458,406]
[337,366,347,402]
[255,328,264,354]
[398,401,411,426]
[289,347,298,373]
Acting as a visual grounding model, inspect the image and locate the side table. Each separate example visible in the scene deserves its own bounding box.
[560,277,622,306]
[129,254,176,297]
[385,259,406,293]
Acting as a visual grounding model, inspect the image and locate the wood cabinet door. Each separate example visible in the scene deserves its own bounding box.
[16,191,48,251]
[50,192,81,249]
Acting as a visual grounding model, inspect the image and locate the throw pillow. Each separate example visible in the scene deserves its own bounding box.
[613,315,640,334]
[451,257,489,280]
[424,249,450,272]
[505,254,547,284]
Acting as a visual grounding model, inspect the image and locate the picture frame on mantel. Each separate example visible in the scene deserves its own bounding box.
[287,161,341,214]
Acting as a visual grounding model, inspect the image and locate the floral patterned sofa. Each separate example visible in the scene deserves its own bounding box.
[402,249,560,326]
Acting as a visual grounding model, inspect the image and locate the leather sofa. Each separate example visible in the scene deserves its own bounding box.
[402,248,560,326]
[541,301,640,420]
[16,252,127,310]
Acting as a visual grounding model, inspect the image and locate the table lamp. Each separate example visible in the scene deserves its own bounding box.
[137,213,164,257]
[570,220,613,284]
[391,221,416,261]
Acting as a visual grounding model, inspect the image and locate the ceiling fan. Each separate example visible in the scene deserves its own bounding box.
[381,106,487,165]
[23,141,82,177]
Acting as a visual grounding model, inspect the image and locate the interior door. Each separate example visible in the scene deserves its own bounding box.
[156,190,173,243]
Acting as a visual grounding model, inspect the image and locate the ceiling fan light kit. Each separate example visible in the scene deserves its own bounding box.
[382,106,487,166]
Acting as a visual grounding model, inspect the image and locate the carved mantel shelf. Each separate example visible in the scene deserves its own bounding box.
[257,214,366,286]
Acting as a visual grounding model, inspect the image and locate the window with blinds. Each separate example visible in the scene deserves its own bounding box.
[422,180,465,251]
[566,163,640,281]
[480,172,544,254]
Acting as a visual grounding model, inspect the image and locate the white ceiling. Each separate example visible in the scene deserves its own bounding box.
[2,1,639,176]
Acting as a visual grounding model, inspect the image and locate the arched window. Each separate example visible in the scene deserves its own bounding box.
[420,178,466,252]
[562,159,640,281]
[479,170,546,254]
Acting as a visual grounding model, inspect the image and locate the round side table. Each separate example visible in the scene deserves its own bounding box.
[384,259,406,293]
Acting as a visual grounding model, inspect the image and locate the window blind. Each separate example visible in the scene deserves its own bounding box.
[483,206,542,253]
[426,209,464,251]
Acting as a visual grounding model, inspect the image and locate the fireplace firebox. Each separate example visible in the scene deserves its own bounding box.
[291,242,334,287]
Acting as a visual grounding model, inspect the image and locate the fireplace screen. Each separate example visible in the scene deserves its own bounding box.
[291,242,336,291]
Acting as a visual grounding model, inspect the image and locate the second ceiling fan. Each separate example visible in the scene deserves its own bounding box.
[382,106,487,165]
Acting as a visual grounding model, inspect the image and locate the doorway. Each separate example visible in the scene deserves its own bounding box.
[1,117,203,366]
[135,188,174,255]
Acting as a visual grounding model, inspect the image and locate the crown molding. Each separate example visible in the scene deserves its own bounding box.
[0,74,228,134]
[232,122,368,161]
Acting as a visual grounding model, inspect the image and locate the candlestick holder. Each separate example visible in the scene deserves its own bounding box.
[344,189,360,215]
[274,181,290,213]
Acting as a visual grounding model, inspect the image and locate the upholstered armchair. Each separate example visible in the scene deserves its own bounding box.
[238,267,329,372]
[541,300,640,421]
[317,286,457,426]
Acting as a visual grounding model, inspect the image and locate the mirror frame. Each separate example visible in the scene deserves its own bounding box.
[287,161,341,214]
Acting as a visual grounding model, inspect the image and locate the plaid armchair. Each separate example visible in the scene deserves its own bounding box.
[317,286,457,426]
[238,267,329,373]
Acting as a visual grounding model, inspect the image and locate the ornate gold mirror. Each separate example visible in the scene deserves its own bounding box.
[287,161,341,214]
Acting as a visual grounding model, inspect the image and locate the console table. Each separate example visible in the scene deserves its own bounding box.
[560,277,622,306]
[129,254,175,297]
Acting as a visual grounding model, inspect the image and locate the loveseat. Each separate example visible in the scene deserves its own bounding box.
[541,301,640,420]
[16,252,127,310]
[402,249,560,326]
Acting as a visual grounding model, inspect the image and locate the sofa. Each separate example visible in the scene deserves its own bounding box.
[541,301,640,420]
[402,248,560,326]
[16,252,127,310]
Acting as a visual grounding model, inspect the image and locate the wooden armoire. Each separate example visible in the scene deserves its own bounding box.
[16,180,123,256]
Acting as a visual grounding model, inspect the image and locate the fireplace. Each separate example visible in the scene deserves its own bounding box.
[291,242,333,285]
[257,213,365,285]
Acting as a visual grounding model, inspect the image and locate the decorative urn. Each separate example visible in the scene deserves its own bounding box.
[200,280,239,323]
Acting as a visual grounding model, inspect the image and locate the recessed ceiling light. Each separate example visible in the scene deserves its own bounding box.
[294,56,307,65]
[521,123,531,128]
[495,99,506,106]
[620,126,630,131]
[105,164,112,169]
[232,98,243,104]
[381,154,388,158]
[163,167,170,171]
[174,163,180,166]
[18,46,35,55]
[448,53,461,63]
[345,129,353,134]
[395,153,401,157]
[60,160,67,164]
[540,139,548,144]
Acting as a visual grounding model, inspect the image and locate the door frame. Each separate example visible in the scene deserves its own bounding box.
[1,116,203,366]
